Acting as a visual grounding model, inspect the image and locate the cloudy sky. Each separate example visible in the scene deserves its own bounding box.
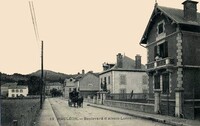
[0,0,197,75]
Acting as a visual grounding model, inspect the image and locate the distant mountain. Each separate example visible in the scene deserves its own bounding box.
[29,70,75,82]
[1,70,75,84]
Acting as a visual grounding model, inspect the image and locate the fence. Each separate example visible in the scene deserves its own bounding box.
[105,93,151,103]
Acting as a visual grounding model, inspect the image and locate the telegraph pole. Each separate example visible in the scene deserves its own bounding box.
[40,41,44,109]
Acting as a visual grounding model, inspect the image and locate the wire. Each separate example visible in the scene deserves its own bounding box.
[29,0,40,47]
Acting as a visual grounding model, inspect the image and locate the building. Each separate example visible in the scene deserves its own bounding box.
[63,77,76,99]
[8,86,28,98]
[75,71,100,98]
[140,0,200,119]
[1,82,17,97]
[45,82,63,96]
[99,53,148,94]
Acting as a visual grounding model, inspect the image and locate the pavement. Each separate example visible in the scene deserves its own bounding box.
[87,103,200,126]
[35,98,59,126]
[35,98,200,126]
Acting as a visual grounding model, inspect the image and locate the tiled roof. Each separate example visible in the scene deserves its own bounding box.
[101,55,146,74]
[8,86,28,89]
[140,4,200,44]
[158,6,200,26]
[2,82,17,87]
[46,82,62,86]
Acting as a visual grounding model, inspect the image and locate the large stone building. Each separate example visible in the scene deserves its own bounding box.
[8,86,28,98]
[140,0,200,119]
[99,53,148,94]
[75,71,100,98]
[63,77,76,99]
[45,82,63,96]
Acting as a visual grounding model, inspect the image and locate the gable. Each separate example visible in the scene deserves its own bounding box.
[79,73,99,91]
[140,4,200,45]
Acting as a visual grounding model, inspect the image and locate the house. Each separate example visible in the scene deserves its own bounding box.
[74,71,100,98]
[99,53,148,94]
[45,82,63,96]
[140,0,200,119]
[1,82,17,97]
[63,77,76,99]
[8,86,28,98]
[63,70,85,99]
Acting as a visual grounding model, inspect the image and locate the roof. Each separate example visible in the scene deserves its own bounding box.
[2,82,17,87]
[74,71,99,82]
[100,55,146,74]
[46,82,62,86]
[8,86,28,89]
[140,4,200,44]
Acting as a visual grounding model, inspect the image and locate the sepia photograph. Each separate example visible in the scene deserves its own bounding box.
[1,0,200,126]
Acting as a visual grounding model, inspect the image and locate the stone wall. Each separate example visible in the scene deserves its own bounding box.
[104,100,154,113]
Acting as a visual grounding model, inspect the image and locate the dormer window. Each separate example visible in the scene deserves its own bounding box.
[158,23,164,34]
[156,20,166,41]
[157,20,165,35]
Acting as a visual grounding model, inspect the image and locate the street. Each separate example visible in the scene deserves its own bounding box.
[49,98,169,126]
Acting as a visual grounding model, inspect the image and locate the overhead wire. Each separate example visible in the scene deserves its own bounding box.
[29,0,40,47]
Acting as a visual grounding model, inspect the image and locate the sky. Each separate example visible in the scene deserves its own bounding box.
[0,0,198,75]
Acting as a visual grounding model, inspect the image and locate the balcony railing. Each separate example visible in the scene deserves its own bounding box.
[146,57,174,70]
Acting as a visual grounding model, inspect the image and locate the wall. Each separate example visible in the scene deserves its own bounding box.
[8,88,28,97]
[80,73,99,91]
[99,71,113,92]
[113,71,147,93]
[104,100,154,113]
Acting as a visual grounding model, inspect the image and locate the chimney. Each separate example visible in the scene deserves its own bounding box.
[182,0,198,21]
[82,69,85,75]
[135,54,141,69]
[117,53,123,68]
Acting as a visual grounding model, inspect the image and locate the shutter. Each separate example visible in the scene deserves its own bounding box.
[154,46,157,60]
[164,41,168,58]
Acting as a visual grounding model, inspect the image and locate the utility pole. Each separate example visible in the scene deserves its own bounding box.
[40,41,44,109]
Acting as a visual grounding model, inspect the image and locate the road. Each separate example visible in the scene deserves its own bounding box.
[49,98,169,126]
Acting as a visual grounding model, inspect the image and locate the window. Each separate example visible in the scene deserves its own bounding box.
[16,89,19,93]
[69,88,71,92]
[20,89,23,93]
[12,94,15,97]
[154,75,160,89]
[120,75,126,85]
[158,23,164,34]
[104,77,107,84]
[142,75,148,85]
[12,89,15,92]
[154,41,168,59]
[108,76,111,84]
[162,73,169,94]
[120,89,126,93]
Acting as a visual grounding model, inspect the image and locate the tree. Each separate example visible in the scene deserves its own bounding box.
[27,76,42,95]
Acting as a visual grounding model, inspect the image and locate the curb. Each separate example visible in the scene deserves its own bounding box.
[48,99,60,126]
[87,104,190,126]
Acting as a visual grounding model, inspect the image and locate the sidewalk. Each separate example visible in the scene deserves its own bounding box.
[35,98,59,126]
[87,103,200,126]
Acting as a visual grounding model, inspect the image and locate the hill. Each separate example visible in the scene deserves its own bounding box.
[29,70,75,82]
[1,70,75,83]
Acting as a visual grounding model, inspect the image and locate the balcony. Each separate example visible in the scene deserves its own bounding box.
[146,57,174,71]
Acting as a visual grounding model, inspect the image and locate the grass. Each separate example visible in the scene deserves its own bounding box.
[1,98,40,126]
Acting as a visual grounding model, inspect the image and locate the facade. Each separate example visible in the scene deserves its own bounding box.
[140,1,200,119]
[8,86,28,98]
[45,82,63,96]
[99,53,148,94]
[63,77,76,99]
[75,71,100,98]
[1,82,17,97]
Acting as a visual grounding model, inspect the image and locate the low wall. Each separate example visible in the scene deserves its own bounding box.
[104,100,154,114]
